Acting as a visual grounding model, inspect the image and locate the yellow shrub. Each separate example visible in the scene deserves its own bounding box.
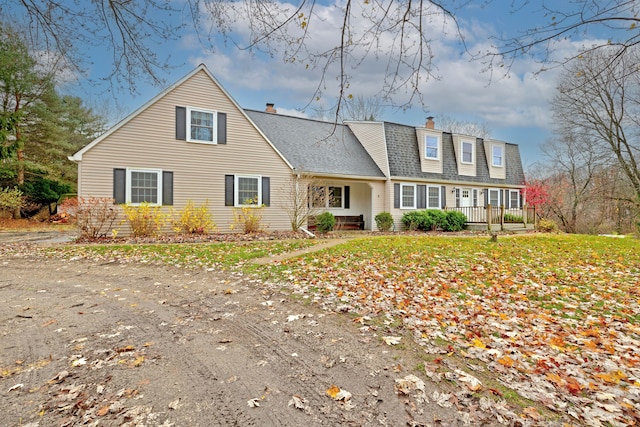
[537,218,559,233]
[172,200,216,234]
[231,204,264,233]
[121,203,167,237]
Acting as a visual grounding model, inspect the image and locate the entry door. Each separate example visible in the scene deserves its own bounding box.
[460,188,472,207]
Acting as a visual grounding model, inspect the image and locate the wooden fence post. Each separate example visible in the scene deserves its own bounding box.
[500,204,505,231]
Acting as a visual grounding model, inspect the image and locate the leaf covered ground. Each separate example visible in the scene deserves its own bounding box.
[270,234,640,426]
[13,232,640,426]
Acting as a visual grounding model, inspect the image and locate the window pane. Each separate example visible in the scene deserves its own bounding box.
[190,110,214,142]
[510,191,519,208]
[401,185,414,208]
[425,136,438,159]
[428,186,439,208]
[489,190,499,206]
[311,186,325,208]
[492,146,503,166]
[131,171,158,204]
[329,186,342,208]
[238,177,259,205]
[462,142,473,163]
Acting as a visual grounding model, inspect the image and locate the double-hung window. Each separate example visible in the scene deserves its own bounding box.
[126,168,162,205]
[425,136,439,160]
[401,184,416,209]
[509,190,520,209]
[427,186,440,209]
[489,189,500,206]
[492,145,504,167]
[235,175,261,206]
[461,141,474,164]
[187,107,216,143]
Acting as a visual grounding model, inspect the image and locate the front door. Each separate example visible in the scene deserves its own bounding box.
[460,188,472,207]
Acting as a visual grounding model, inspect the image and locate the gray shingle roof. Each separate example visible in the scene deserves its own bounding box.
[245,110,385,178]
[384,122,525,186]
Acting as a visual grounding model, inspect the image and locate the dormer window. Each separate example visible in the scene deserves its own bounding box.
[425,135,439,160]
[492,144,504,167]
[461,140,474,164]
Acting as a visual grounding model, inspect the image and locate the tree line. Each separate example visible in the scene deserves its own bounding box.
[0,26,105,218]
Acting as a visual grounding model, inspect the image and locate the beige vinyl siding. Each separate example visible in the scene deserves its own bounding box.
[369,181,386,230]
[78,69,294,233]
[484,139,506,179]
[416,129,443,174]
[346,122,389,177]
[452,135,477,177]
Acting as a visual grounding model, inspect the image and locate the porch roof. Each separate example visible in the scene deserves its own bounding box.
[245,110,385,178]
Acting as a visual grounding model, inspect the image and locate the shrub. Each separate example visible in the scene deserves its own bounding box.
[537,218,559,233]
[22,178,72,215]
[0,187,23,211]
[121,203,167,237]
[172,200,216,234]
[375,211,394,232]
[315,211,336,233]
[231,205,264,233]
[503,213,524,223]
[442,211,467,232]
[76,197,118,238]
[401,211,430,231]
[425,209,447,230]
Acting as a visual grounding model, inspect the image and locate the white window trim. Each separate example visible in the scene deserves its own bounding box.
[400,183,416,209]
[186,106,217,144]
[126,168,162,206]
[426,185,441,209]
[488,189,500,206]
[492,144,504,167]
[461,140,474,164]
[310,185,345,209]
[425,135,440,160]
[234,175,262,207]
[509,190,520,209]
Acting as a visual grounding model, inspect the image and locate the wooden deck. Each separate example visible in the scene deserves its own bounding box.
[445,205,537,231]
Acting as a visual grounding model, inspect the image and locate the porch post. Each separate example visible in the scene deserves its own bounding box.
[500,204,505,231]
[487,204,492,229]
[523,204,528,227]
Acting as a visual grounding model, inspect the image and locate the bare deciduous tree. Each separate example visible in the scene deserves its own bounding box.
[485,1,640,78]
[280,170,333,231]
[435,114,492,138]
[551,46,640,208]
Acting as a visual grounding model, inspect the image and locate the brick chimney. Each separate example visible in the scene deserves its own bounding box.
[265,103,277,114]
[426,116,435,129]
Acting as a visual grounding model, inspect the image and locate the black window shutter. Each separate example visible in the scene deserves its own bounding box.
[484,189,489,206]
[473,189,478,207]
[262,177,270,206]
[393,183,400,209]
[217,112,227,144]
[176,107,186,140]
[417,185,426,209]
[162,171,173,206]
[113,168,126,204]
[440,186,446,208]
[225,175,234,206]
[519,192,523,208]
[344,186,350,209]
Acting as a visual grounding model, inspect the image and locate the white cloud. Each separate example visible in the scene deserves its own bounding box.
[190,1,607,135]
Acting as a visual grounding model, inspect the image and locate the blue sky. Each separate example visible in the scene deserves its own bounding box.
[56,1,612,171]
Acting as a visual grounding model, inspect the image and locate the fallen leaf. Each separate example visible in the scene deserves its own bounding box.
[247,398,261,407]
[382,336,401,345]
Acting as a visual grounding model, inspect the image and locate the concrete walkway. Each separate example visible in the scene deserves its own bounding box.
[0,230,77,245]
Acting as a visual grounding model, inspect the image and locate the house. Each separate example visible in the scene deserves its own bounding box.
[70,64,527,234]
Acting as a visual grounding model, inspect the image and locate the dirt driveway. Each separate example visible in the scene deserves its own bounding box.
[0,243,485,427]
